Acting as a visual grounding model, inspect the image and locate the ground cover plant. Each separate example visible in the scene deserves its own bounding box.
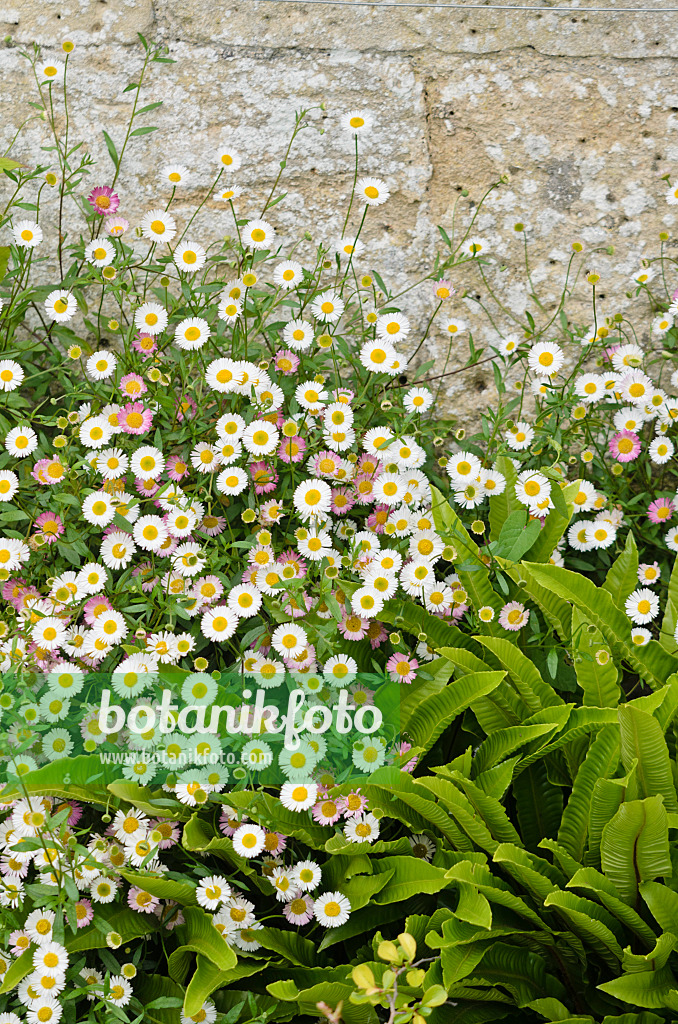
[2,33,678,1024]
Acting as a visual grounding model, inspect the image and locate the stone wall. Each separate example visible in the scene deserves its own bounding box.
[2,0,678,420]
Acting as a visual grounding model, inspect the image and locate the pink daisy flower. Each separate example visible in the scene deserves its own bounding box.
[339,791,368,818]
[273,349,300,375]
[348,682,375,706]
[33,512,64,544]
[32,457,66,486]
[282,644,316,672]
[250,462,278,494]
[59,800,83,827]
[498,600,528,631]
[331,487,355,515]
[262,831,287,855]
[105,216,128,237]
[176,394,197,423]
[74,899,94,928]
[609,429,641,463]
[166,455,190,482]
[367,621,388,649]
[284,591,313,619]
[135,476,160,497]
[149,819,181,849]
[128,886,160,914]
[119,373,147,399]
[283,894,314,925]
[357,453,382,476]
[219,807,249,837]
[366,504,390,533]
[190,575,224,605]
[199,514,226,536]
[9,930,30,956]
[648,498,675,524]
[132,332,157,357]
[155,900,184,931]
[312,799,342,825]
[279,435,306,463]
[1,854,29,878]
[314,450,342,478]
[132,562,160,592]
[387,652,419,684]
[277,549,307,578]
[83,595,112,625]
[87,185,120,215]
[331,388,355,403]
[397,741,419,774]
[432,278,455,299]
[338,613,369,641]
[118,401,153,435]
[259,499,285,525]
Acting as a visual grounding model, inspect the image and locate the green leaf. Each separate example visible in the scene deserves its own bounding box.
[475,635,563,712]
[0,947,33,994]
[640,880,678,931]
[0,158,24,174]
[522,562,678,688]
[598,966,678,1010]
[171,906,237,973]
[135,977,186,1024]
[102,130,119,168]
[371,855,450,903]
[602,530,639,606]
[619,705,678,812]
[0,754,120,805]
[456,885,493,929]
[558,725,620,860]
[405,667,506,750]
[67,906,159,951]
[601,796,672,905]
[256,926,321,967]
[130,125,160,137]
[489,456,519,542]
[571,608,620,708]
[567,867,658,945]
[543,889,623,968]
[622,932,677,973]
[0,246,10,282]
[119,870,197,906]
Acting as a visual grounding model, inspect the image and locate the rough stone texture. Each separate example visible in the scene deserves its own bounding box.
[2,0,678,420]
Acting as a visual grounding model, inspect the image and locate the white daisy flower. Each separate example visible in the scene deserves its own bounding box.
[359,340,397,373]
[271,622,308,658]
[162,164,189,186]
[84,238,115,266]
[293,479,332,520]
[174,241,207,273]
[0,471,18,502]
[625,587,660,625]
[130,446,165,480]
[232,823,266,857]
[100,531,137,570]
[314,891,351,927]
[79,416,113,449]
[134,302,168,335]
[280,782,318,812]
[86,350,117,380]
[403,387,433,413]
[13,220,43,248]
[243,219,275,250]
[341,109,373,135]
[376,312,410,341]
[355,177,390,206]
[217,144,242,170]
[45,290,76,322]
[139,209,177,242]
[200,606,239,642]
[175,317,210,350]
[241,422,279,457]
[216,467,248,495]
[40,61,65,81]
[528,341,564,377]
[273,260,304,290]
[283,319,314,351]
[311,291,345,323]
